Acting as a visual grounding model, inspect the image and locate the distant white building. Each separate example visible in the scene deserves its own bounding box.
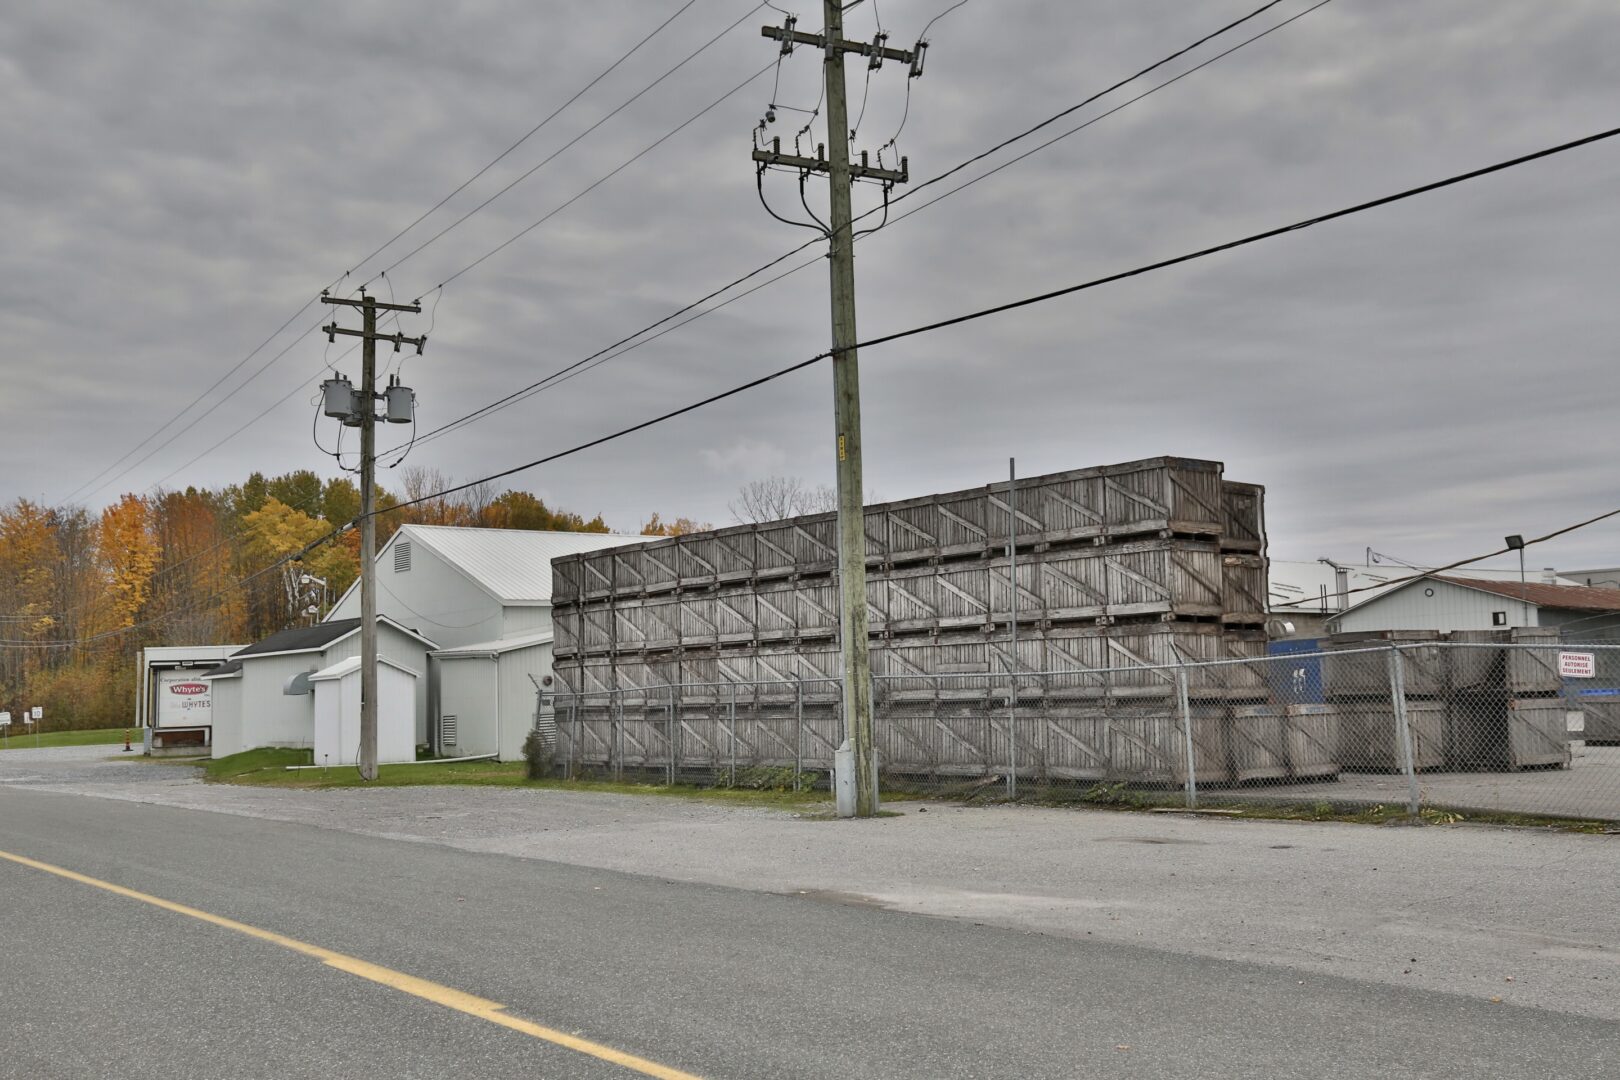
[1329,575,1620,639]
[1268,560,1578,638]
[327,525,649,760]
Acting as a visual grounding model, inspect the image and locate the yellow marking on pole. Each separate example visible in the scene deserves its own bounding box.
[0,847,702,1080]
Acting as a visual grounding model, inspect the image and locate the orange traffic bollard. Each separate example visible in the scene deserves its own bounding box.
[123,728,133,753]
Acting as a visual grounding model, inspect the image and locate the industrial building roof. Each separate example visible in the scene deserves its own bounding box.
[395,525,648,605]
[1438,576,1620,611]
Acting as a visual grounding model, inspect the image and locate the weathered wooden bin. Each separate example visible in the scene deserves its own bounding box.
[1336,699,1446,772]
[1228,705,1289,783]
[1220,481,1266,554]
[1323,633,1447,699]
[1447,628,1561,694]
[1579,699,1620,744]
[1507,699,1571,769]
[1282,704,1340,780]
[1101,704,1230,786]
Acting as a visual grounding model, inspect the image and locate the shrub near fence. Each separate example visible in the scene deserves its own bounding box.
[541,642,1620,822]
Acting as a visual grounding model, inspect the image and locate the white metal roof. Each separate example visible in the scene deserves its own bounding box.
[431,629,554,659]
[394,525,647,605]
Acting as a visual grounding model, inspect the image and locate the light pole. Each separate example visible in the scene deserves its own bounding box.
[300,573,330,624]
[1504,534,1527,626]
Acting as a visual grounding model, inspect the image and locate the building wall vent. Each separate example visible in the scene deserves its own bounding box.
[441,714,458,746]
[394,541,412,573]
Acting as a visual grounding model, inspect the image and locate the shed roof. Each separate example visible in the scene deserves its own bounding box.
[388,525,647,605]
[228,614,435,662]
[1437,576,1620,612]
[310,655,420,681]
[234,618,362,657]
[431,629,554,659]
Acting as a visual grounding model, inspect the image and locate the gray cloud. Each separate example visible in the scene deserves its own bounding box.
[3,0,1617,572]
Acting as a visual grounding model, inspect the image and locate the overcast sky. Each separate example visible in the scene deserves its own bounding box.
[3,0,1617,572]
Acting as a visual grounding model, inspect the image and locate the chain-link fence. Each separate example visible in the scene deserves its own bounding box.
[541,642,1620,821]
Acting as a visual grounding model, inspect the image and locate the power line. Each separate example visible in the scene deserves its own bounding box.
[1272,506,1620,612]
[380,124,1620,520]
[49,6,707,509]
[875,0,1331,231]
[69,50,774,505]
[8,125,1616,651]
[427,60,778,293]
[393,0,1319,451]
[344,0,701,281]
[366,3,768,288]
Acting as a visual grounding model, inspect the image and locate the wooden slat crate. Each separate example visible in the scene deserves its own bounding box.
[1229,705,1289,783]
[1220,481,1266,554]
[1220,554,1269,625]
[1323,633,1447,698]
[1283,704,1340,780]
[1336,699,1446,772]
[1508,699,1571,769]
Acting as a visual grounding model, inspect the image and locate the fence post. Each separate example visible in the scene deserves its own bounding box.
[794,676,804,792]
[1006,659,1018,801]
[1175,665,1198,809]
[665,684,675,787]
[613,693,623,781]
[728,683,738,787]
[1386,647,1421,819]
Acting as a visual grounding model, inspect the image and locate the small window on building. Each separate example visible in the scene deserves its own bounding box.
[394,541,412,573]
[1492,611,1508,626]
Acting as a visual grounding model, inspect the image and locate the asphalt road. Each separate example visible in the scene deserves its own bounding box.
[1,785,1613,1079]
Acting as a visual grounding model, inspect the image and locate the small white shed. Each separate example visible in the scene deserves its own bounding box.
[310,656,420,768]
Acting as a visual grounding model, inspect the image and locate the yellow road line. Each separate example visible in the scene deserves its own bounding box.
[0,847,702,1080]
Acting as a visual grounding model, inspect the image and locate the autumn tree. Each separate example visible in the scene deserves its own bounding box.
[95,494,160,636]
[641,513,711,536]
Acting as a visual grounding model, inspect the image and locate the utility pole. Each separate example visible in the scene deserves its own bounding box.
[321,292,424,781]
[757,4,925,817]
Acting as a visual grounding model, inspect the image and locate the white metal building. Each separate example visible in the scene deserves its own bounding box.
[327,525,648,649]
[1268,561,1578,638]
[311,655,419,767]
[326,525,648,760]
[200,616,437,758]
[430,631,553,761]
[1330,575,1620,638]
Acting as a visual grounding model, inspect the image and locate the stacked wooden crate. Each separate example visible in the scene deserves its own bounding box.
[1445,627,1568,769]
[551,456,1271,784]
[1320,627,1569,773]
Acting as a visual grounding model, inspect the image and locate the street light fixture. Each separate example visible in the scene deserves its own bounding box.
[1504,534,1528,624]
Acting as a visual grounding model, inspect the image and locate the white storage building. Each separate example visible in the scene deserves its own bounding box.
[310,655,420,767]
[200,616,437,758]
[326,525,648,760]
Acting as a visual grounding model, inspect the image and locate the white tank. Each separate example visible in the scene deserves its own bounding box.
[385,383,415,424]
[322,376,354,418]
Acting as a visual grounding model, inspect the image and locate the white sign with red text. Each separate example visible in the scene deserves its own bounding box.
[1559,652,1596,679]
[156,670,213,727]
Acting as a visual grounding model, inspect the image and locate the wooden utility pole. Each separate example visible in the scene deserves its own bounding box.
[321,292,423,781]
[758,4,923,817]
